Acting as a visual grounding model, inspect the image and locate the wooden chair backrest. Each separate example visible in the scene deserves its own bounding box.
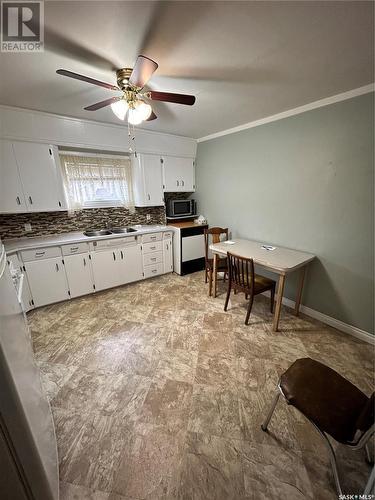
[227,251,255,294]
[204,227,229,262]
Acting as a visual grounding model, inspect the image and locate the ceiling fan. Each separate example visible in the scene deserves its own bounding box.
[56,55,196,125]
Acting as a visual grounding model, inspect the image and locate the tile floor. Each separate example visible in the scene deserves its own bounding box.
[27,271,374,500]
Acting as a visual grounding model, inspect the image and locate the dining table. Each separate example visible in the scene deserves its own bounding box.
[209,238,315,332]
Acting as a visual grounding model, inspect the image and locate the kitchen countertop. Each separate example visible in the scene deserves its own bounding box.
[4,225,171,253]
[168,221,208,229]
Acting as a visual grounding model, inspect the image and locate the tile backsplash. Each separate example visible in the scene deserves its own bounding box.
[0,206,166,240]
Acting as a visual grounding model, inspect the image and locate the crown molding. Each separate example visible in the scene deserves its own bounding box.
[197,84,375,143]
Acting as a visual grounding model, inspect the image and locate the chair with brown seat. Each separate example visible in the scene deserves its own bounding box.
[261,357,375,495]
[224,251,276,325]
[204,227,229,296]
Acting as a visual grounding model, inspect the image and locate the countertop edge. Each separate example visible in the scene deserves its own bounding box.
[4,226,172,253]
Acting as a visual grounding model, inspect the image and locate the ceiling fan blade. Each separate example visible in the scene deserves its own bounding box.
[84,96,122,111]
[149,91,195,106]
[129,55,158,89]
[146,111,157,121]
[56,69,119,91]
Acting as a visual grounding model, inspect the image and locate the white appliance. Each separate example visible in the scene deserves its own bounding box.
[0,241,59,500]
[172,225,207,275]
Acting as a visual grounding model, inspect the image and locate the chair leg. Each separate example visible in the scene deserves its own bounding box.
[312,424,343,496]
[245,294,254,325]
[365,443,374,464]
[224,283,231,311]
[205,268,208,284]
[208,269,213,296]
[270,285,275,313]
[261,390,280,431]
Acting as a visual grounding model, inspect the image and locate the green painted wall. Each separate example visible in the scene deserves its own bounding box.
[195,92,374,334]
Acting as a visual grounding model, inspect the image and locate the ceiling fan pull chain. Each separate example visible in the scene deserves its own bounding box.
[127,121,137,154]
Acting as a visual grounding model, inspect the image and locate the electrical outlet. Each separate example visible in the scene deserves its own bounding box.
[24,223,32,232]
[146,214,151,221]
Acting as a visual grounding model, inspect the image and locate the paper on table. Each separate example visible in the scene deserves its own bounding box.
[261,245,276,251]
[224,240,236,245]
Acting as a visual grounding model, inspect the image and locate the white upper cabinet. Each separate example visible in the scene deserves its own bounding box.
[162,156,195,192]
[12,142,67,212]
[132,153,164,207]
[0,140,27,213]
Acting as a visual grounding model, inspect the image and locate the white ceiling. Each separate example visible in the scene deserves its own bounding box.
[0,1,373,139]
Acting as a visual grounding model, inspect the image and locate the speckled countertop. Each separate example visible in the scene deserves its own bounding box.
[4,225,173,253]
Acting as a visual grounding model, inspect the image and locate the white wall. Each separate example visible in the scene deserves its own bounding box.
[0,106,197,158]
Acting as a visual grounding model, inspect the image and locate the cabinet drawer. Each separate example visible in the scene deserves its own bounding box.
[142,232,162,243]
[21,246,61,262]
[62,242,89,255]
[163,231,173,240]
[143,251,163,266]
[144,262,163,278]
[143,241,162,254]
[91,236,137,250]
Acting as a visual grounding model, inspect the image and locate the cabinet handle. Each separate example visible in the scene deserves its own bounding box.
[150,246,156,250]
[58,201,62,207]
[56,263,59,272]
[83,257,86,266]
[28,196,33,205]
[166,244,169,250]
[148,194,151,201]
[71,247,78,252]
[176,180,179,186]
[181,180,184,186]
[35,251,45,256]
[151,257,157,261]
[120,251,124,260]
[16,196,21,205]
[113,252,116,261]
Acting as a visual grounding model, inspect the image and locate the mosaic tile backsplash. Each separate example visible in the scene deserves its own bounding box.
[0,206,166,239]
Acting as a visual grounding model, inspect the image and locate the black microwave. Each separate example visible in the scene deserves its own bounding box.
[167,199,196,218]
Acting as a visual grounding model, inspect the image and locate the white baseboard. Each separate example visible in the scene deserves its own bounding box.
[262,292,374,345]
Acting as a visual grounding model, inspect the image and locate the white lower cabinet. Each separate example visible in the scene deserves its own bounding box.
[90,249,122,291]
[24,257,69,307]
[163,237,173,274]
[64,253,94,298]
[120,244,143,284]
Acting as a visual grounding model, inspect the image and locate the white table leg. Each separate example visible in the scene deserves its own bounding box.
[213,253,218,298]
[273,273,286,332]
[294,266,306,316]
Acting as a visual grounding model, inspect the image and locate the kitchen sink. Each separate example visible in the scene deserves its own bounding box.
[83,229,112,237]
[83,227,137,237]
[110,227,137,233]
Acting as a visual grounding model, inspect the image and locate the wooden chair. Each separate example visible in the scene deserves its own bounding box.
[204,227,229,296]
[224,251,276,325]
[261,358,375,496]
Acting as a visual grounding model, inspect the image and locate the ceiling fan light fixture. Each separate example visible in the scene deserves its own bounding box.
[136,100,153,121]
[111,99,128,120]
[128,100,152,125]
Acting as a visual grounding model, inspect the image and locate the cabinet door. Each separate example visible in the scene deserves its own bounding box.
[12,142,66,212]
[0,140,27,213]
[119,244,143,284]
[180,158,195,192]
[64,253,94,298]
[90,250,121,291]
[24,257,69,307]
[143,155,164,206]
[162,156,195,192]
[132,154,164,207]
[163,238,173,273]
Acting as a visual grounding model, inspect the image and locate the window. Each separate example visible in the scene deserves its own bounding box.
[60,153,134,210]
